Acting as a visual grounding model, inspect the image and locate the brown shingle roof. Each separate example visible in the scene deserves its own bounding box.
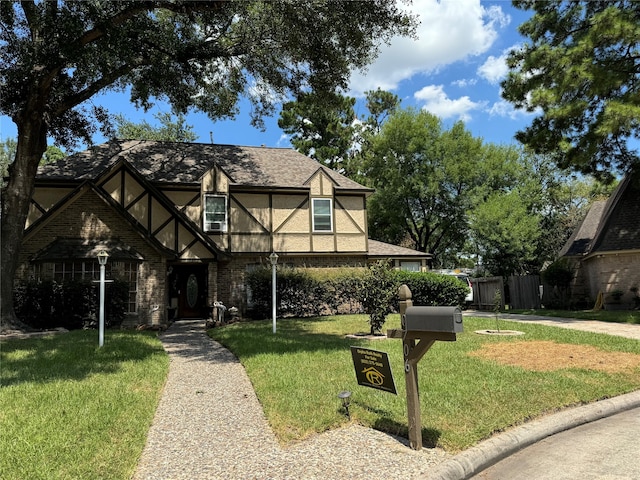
[37,140,372,192]
[367,239,432,259]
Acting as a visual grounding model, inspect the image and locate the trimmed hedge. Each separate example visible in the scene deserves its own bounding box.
[245,264,469,332]
[14,279,129,330]
[395,270,469,306]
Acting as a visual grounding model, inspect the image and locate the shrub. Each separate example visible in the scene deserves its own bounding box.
[395,271,469,306]
[14,279,129,330]
[356,261,400,334]
[245,265,469,333]
[542,259,574,309]
[246,266,330,319]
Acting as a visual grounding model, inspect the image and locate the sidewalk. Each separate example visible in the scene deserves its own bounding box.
[463,310,640,340]
[133,320,449,480]
[133,315,640,479]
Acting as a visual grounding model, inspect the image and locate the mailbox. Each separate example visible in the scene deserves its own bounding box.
[403,306,463,333]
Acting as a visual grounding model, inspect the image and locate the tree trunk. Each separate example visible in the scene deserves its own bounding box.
[0,117,47,332]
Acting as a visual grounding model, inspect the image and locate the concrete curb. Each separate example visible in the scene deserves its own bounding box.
[425,390,640,480]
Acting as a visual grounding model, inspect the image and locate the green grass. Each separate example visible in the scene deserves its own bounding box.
[209,314,640,452]
[507,308,640,325]
[0,330,169,480]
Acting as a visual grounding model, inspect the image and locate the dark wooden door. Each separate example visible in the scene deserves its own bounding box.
[169,265,208,318]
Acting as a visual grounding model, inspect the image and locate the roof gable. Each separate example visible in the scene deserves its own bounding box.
[561,172,640,257]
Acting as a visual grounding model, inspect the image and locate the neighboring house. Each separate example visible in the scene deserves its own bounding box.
[559,171,640,308]
[18,140,431,326]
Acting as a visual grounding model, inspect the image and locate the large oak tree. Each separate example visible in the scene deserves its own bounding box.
[0,0,415,329]
[502,0,640,180]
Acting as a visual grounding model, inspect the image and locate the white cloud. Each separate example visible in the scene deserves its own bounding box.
[414,85,484,121]
[477,53,509,84]
[452,78,477,88]
[348,0,510,95]
[487,99,536,120]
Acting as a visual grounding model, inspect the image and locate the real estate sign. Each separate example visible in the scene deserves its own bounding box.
[350,346,397,395]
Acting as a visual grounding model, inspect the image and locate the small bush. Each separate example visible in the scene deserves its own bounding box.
[357,261,400,334]
[14,279,129,330]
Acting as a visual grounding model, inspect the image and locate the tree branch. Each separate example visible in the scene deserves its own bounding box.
[52,61,142,116]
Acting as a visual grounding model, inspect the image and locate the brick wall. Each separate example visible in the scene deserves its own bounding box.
[19,188,168,326]
[583,252,640,306]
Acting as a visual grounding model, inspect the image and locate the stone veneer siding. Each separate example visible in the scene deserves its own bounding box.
[18,189,168,326]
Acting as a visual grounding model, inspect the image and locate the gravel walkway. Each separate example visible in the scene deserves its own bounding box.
[133,320,450,480]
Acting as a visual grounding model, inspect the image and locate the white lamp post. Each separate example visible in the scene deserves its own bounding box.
[97,250,109,348]
[269,252,279,334]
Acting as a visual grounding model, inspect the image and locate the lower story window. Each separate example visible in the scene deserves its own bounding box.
[121,262,139,314]
[50,260,138,314]
[400,261,421,272]
[53,260,111,281]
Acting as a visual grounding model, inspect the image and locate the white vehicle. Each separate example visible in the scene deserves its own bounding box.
[439,271,473,306]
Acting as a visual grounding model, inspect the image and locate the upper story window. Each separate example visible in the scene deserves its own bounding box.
[204,194,227,232]
[312,198,333,232]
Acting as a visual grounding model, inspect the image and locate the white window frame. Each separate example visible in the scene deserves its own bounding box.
[204,194,228,232]
[312,198,333,232]
[400,261,421,272]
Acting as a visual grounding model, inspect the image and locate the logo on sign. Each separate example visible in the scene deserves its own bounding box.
[350,347,397,395]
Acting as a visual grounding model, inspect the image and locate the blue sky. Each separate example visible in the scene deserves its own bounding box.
[1,0,536,151]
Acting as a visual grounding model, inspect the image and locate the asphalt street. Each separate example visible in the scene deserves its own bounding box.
[470,407,640,480]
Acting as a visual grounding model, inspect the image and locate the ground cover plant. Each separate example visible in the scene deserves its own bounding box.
[0,330,168,480]
[208,314,640,452]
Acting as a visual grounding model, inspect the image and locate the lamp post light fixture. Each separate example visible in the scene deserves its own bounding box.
[97,250,109,348]
[338,391,352,420]
[269,252,279,334]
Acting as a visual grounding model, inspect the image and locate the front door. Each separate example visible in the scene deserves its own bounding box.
[168,265,208,318]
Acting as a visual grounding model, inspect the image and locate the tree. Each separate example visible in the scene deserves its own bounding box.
[114,112,197,142]
[278,87,401,181]
[0,1,415,329]
[278,91,357,171]
[0,138,17,182]
[2,139,63,186]
[502,1,640,180]
[469,188,541,277]
[364,108,489,266]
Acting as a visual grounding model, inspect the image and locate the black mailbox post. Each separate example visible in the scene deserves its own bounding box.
[387,285,462,450]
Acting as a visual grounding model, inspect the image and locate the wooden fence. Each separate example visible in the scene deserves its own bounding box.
[471,276,504,310]
[471,275,542,310]
[508,275,542,310]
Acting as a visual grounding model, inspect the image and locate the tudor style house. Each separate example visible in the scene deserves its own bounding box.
[18,140,430,326]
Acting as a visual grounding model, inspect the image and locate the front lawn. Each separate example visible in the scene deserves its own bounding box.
[0,330,168,480]
[209,314,640,452]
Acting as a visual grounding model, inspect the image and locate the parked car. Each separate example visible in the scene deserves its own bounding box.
[439,271,473,306]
